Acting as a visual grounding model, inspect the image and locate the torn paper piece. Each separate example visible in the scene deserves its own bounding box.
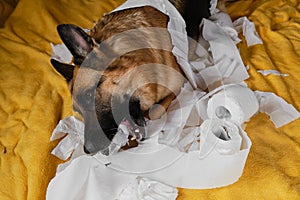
[209,12,241,44]
[118,177,178,200]
[255,91,300,128]
[50,116,85,160]
[50,43,73,63]
[209,0,220,15]
[233,16,263,47]
[257,69,289,77]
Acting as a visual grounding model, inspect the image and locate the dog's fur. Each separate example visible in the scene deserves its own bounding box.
[51,0,214,154]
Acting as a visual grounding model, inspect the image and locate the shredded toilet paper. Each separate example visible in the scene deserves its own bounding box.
[209,0,220,15]
[257,69,289,77]
[198,19,249,90]
[233,16,263,47]
[209,12,241,44]
[118,177,178,200]
[50,116,85,161]
[47,0,300,199]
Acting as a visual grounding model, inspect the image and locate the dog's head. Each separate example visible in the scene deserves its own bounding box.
[51,8,184,155]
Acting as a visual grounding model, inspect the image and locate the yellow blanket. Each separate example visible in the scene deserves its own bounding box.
[0,0,299,199]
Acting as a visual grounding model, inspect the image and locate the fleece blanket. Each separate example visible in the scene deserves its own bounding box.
[0,0,299,199]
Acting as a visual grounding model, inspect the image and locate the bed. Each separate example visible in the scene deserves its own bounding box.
[0,0,299,199]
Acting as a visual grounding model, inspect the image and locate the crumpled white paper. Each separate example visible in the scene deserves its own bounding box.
[50,116,85,160]
[233,16,263,47]
[118,177,178,200]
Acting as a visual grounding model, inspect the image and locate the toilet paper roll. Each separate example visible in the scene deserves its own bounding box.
[199,119,242,157]
[207,84,259,124]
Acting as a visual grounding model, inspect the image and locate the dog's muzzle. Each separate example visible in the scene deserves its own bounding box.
[83,110,112,155]
[83,96,146,155]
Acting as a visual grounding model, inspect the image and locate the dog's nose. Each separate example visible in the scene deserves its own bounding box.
[83,146,91,154]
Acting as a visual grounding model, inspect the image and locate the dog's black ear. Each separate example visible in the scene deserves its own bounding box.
[50,59,74,82]
[57,24,94,64]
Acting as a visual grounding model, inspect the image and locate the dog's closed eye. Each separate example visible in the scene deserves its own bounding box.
[76,89,95,108]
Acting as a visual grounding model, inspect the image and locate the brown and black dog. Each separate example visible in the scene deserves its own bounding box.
[51,0,214,155]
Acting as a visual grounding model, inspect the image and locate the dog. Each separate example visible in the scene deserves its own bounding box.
[51,0,217,155]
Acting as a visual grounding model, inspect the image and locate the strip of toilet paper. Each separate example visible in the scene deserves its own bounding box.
[255,91,300,128]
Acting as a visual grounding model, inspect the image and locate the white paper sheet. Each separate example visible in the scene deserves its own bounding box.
[233,16,263,47]
[209,0,220,15]
[50,43,73,63]
[50,116,85,161]
[255,91,300,128]
[209,12,241,45]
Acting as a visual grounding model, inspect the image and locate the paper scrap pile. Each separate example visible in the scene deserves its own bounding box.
[47,0,300,199]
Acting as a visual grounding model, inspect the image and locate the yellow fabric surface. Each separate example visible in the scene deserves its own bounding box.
[0,0,125,199]
[0,0,299,200]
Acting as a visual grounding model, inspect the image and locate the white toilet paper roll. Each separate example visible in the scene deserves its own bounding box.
[199,119,242,157]
[207,84,259,124]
